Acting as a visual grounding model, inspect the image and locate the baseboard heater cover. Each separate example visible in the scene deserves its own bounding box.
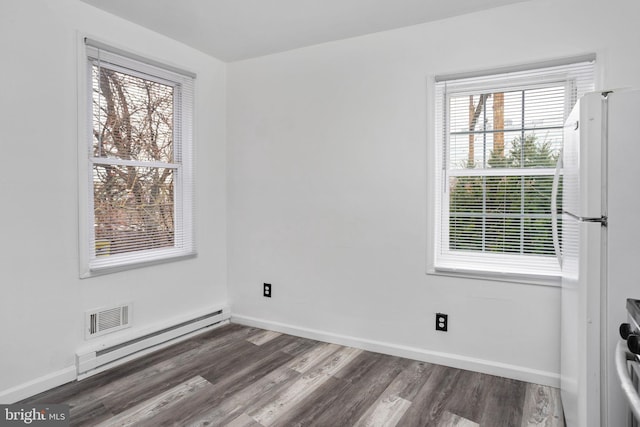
[76,308,229,378]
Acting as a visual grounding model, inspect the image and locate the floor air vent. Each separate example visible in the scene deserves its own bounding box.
[86,303,132,339]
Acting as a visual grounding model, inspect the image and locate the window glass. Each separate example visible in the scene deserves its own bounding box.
[432,59,594,281]
[82,42,195,276]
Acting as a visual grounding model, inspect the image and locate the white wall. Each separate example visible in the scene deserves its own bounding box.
[227,0,640,385]
[3,0,640,403]
[0,0,227,401]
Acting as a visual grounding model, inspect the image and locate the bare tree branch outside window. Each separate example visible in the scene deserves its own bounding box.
[92,65,176,256]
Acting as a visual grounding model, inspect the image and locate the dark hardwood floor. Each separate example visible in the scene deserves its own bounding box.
[22,323,564,426]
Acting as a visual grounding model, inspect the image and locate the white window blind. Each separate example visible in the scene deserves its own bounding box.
[433,57,594,281]
[82,40,196,275]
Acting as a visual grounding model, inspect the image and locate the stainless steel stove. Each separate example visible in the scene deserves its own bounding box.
[618,299,640,426]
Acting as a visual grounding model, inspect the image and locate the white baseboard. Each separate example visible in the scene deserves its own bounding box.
[76,305,230,355]
[0,366,77,404]
[1,305,231,403]
[77,319,230,380]
[1,310,558,405]
[77,305,231,379]
[231,314,560,388]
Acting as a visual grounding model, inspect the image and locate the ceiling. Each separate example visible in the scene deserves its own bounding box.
[80,0,528,62]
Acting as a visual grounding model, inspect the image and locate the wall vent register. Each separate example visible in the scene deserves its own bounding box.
[85,303,132,339]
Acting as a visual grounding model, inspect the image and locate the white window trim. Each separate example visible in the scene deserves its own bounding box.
[77,36,196,278]
[428,57,595,286]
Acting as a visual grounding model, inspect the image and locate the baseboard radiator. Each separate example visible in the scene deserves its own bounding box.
[76,308,230,378]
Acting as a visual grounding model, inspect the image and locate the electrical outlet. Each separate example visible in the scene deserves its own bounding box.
[435,313,448,331]
[263,283,272,298]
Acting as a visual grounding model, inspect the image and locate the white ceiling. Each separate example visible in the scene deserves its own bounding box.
[80,0,528,62]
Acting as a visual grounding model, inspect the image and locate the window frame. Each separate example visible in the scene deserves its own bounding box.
[429,58,595,285]
[78,38,196,278]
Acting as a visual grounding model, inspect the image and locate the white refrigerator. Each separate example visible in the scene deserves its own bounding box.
[560,89,640,427]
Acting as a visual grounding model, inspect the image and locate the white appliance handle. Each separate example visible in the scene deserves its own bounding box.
[616,340,640,422]
[551,150,562,268]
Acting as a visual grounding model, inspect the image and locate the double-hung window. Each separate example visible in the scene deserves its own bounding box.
[81,39,195,276]
[432,58,594,281]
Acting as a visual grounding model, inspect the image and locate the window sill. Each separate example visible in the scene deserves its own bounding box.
[427,266,561,287]
[81,251,197,278]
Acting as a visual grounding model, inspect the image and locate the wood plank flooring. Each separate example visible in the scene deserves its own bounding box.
[21,323,564,427]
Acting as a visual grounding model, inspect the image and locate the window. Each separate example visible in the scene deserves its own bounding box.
[432,58,594,281]
[80,39,195,276]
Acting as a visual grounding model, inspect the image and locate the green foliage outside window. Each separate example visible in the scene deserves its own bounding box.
[449,134,561,256]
